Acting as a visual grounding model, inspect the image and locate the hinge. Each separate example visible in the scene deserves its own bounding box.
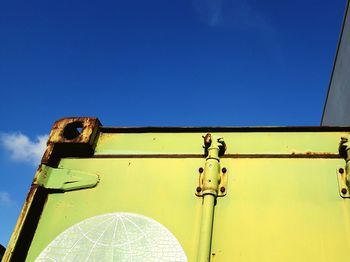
[337,167,350,197]
[196,166,228,197]
[33,165,99,191]
[338,137,350,198]
[195,134,228,197]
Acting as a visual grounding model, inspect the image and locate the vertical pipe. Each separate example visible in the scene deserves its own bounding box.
[197,137,221,262]
[197,195,215,262]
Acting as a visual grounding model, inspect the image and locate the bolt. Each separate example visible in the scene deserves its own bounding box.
[339,168,345,174]
[222,167,227,173]
[220,186,226,193]
[196,186,202,193]
[341,188,348,195]
[198,167,204,173]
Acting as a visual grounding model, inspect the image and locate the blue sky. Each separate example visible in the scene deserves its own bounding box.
[0,0,346,246]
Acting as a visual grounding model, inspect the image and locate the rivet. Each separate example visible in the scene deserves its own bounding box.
[198,167,204,173]
[222,167,227,173]
[196,186,202,193]
[339,168,345,174]
[220,186,226,193]
[341,188,348,195]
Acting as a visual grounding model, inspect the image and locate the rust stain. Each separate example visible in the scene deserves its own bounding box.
[3,183,48,261]
[41,117,101,167]
[14,184,37,238]
[49,117,100,143]
[2,184,38,261]
[304,151,340,157]
[203,133,212,147]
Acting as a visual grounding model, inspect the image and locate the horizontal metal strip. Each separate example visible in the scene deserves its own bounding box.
[92,154,341,159]
[100,126,350,133]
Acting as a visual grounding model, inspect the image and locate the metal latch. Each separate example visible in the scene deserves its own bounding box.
[196,133,228,197]
[338,137,350,198]
[34,165,99,191]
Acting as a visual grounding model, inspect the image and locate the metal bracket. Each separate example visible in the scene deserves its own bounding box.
[41,117,101,167]
[195,134,228,197]
[338,137,350,198]
[337,167,350,198]
[196,167,228,197]
[34,165,99,191]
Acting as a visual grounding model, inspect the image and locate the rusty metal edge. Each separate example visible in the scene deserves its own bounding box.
[100,126,350,133]
[41,117,101,167]
[2,117,102,261]
[2,184,48,262]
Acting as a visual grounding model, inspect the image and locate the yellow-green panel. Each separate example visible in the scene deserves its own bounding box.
[95,132,348,155]
[5,123,350,262]
[26,158,203,261]
[211,158,350,262]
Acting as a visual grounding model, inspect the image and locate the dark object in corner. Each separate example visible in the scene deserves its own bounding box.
[0,244,6,260]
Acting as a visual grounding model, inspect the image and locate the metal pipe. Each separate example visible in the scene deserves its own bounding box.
[197,135,222,262]
[197,195,215,262]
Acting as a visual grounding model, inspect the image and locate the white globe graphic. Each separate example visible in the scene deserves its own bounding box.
[35,213,187,262]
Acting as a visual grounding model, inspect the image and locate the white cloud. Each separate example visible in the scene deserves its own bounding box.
[191,0,283,63]
[192,0,224,27]
[0,191,15,207]
[0,132,49,166]
[192,0,271,31]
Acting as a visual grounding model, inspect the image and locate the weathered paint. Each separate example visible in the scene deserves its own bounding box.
[25,158,203,261]
[34,165,100,191]
[94,131,346,156]
[2,184,47,261]
[41,117,101,167]
[211,158,349,262]
[3,118,350,261]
